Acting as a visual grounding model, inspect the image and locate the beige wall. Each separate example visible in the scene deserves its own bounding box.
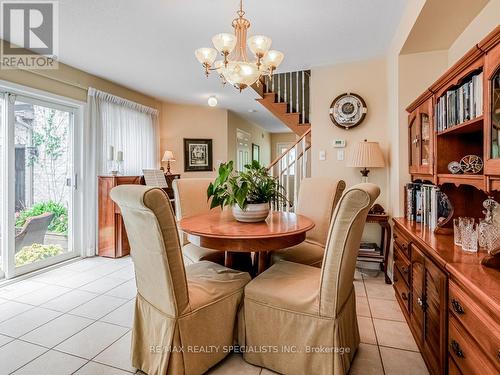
[0,40,159,108]
[310,58,389,208]
[159,102,228,178]
[227,111,271,166]
[448,0,500,66]
[270,132,297,161]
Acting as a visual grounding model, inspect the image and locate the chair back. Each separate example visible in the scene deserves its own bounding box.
[15,212,54,253]
[111,185,189,316]
[295,178,346,246]
[173,178,219,245]
[318,183,380,317]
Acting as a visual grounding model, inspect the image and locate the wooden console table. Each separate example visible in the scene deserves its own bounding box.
[357,213,391,284]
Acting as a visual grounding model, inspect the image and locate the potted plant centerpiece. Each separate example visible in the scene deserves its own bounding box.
[207,160,286,223]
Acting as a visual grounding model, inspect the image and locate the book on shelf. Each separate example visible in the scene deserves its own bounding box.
[435,71,483,132]
[405,182,443,230]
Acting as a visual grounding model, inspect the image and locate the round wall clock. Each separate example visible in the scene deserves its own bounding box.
[329,93,367,130]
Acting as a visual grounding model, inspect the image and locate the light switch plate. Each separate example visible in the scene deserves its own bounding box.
[319,150,326,161]
[337,149,344,161]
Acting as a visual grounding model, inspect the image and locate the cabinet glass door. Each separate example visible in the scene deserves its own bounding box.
[409,117,419,172]
[420,113,431,167]
[491,70,500,159]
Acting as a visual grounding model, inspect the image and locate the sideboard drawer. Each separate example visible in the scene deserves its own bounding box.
[448,356,461,375]
[393,266,410,316]
[394,245,410,285]
[449,316,498,375]
[449,280,500,370]
[393,228,411,258]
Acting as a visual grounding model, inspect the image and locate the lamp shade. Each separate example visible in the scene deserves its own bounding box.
[348,140,385,168]
[162,150,176,162]
[248,35,272,56]
[262,50,284,69]
[212,33,237,54]
[195,48,217,65]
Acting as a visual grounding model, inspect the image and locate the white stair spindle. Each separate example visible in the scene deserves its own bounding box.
[293,144,299,211]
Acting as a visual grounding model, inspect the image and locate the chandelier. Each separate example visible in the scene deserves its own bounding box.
[194,0,284,92]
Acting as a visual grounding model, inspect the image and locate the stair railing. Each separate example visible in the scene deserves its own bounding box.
[268,128,311,212]
[262,70,310,124]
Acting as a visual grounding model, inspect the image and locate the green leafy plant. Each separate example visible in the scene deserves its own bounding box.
[15,201,68,234]
[15,243,63,267]
[207,160,287,209]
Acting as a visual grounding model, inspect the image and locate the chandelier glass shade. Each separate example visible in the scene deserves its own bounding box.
[195,0,284,91]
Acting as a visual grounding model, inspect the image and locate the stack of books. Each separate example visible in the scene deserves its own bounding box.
[405,183,444,230]
[358,242,381,260]
[435,72,483,132]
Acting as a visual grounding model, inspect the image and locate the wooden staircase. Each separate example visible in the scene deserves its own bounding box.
[252,70,311,136]
[250,70,312,211]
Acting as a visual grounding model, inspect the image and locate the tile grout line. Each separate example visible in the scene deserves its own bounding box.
[362,274,386,375]
[0,259,135,375]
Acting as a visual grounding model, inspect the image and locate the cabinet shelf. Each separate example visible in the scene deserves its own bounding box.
[437,174,484,189]
[436,116,483,136]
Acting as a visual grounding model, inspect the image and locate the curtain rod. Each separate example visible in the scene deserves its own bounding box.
[22,67,89,91]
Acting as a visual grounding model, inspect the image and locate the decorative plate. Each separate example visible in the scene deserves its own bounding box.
[459,155,483,174]
[447,161,462,174]
[329,93,367,130]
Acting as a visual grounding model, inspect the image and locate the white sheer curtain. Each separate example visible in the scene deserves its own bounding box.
[82,88,159,256]
[88,88,159,174]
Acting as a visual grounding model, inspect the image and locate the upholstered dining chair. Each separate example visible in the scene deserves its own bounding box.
[173,178,225,265]
[239,183,380,375]
[110,185,251,375]
[270,177,346,267]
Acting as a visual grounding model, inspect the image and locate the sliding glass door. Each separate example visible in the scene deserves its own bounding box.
[1,92,80,279]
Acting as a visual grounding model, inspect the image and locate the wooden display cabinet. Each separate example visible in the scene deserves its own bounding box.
[485,36,500,176]
[407,95,434,177]
[397,26,500,375]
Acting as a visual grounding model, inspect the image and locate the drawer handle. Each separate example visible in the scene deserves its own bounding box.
[401,266,409,274]
[401,292,408,301]
[401,243,407,250]
[394,275,399,282]
[417,296,427,310]
[451,340,465,359]
[451,299,465,315]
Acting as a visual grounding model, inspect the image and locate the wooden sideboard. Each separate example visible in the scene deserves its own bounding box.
[98,174,180,258]
[393,218,500,375]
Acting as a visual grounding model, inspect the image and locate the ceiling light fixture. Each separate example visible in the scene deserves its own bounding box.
[207,96,218,107]
[195,0,284,92]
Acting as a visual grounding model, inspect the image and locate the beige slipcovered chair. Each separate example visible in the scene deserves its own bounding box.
[240,183,380,375]
[173,178,224,265]
[270,177,346,267]
[110,185,251,375]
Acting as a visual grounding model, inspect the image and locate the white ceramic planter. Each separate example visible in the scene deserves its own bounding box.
[232,203,270,223]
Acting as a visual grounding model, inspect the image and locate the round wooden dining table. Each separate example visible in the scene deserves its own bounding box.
[179,210,315,274]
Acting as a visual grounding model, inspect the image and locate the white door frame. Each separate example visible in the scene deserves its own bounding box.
[0,80,85,279]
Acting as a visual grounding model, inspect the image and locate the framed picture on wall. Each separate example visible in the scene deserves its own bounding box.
[252,143,260,162]
[184,138,213,172]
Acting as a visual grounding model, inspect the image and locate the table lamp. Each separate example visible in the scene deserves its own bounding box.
[347,139,385,182]
[162,150,176,174]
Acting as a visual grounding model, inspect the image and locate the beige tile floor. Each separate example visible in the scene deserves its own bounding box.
[0,257,429,375]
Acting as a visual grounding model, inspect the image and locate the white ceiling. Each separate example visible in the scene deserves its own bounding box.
[56,0,408,132]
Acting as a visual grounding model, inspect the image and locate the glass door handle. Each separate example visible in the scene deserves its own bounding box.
[66,174,78,190]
